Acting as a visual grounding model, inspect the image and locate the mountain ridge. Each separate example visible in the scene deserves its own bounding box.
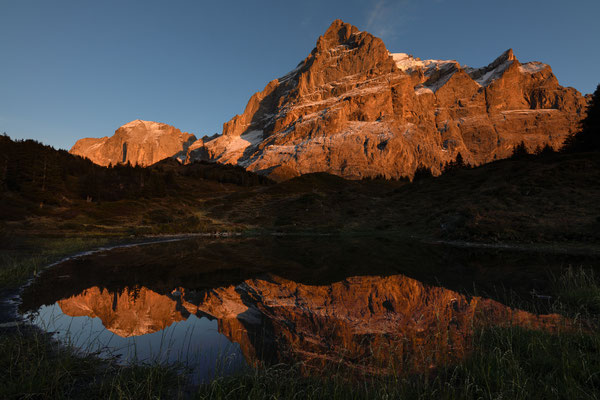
[199,19,587,180]
[69,19,588,180]
[70,119,197,167]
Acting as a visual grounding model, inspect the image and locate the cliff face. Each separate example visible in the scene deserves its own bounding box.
[58,274,566,374]
[69,119,197,166]
[199,19,587,180]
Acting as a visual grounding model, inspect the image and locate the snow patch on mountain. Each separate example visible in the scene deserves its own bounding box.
[519,62,548,74]
[392,53,461,93]
[393,49,547,91]
[391,53,457,75]
[415,87,433,95]
[470,59,513,87]
[225,130,264,153]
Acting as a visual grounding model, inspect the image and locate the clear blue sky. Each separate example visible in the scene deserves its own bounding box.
[2,0,599,150]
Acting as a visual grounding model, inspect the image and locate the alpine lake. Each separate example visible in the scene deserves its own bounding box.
[19,235,599,382]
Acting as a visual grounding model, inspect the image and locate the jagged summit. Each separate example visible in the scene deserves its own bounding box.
[463,48,516,87]
[315,19,361,51]
[498,48,516,62]
[392,48,538,93]
[196,19,586,180]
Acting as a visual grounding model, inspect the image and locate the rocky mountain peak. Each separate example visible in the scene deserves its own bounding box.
[462,48,519,87]
[70,120,197,166]
[293,20,395,98]
[315,19,361,53]
[499,48,516,62]
[200,20,587,181]
[121,119,146,127]
[70,20,587,179]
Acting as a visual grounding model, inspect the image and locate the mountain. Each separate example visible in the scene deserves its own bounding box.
[196,19,587,180]
[70,119,197,166]
[68,20,587,180]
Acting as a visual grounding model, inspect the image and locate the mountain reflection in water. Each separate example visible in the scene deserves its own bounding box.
[53,275,566,375]
[21,237,589,378]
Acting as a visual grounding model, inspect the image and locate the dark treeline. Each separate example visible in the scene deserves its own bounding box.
[179,160,272,187]
[412,83,600,182]
[0,135,271,206]
[413,142,560,182]
[564,83,600,153]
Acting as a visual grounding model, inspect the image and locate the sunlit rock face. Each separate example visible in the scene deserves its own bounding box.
[57,274,567,374]
[199,19,587,181]
[69,119,197,166]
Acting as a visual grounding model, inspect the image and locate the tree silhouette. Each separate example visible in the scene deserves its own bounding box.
[0,134,272,206]
[412,165,434,182]
[534,144,556,157]
[511,141,529,159]
[564,83,600,152]
[443,152,468,173]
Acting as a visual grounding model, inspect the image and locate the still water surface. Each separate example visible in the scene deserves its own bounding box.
[19,236,597,381]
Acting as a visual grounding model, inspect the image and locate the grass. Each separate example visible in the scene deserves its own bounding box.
[0,237,113,289]
[552,266,600,316]
[197,324,600,400]
[0,328,187,399]
[4,323,599,399]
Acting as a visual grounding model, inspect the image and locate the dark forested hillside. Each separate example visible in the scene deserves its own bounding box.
[0,134,272,232]
[0,134,271,202]
[1,132,599,245]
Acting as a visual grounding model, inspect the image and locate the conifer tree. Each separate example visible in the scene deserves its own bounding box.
[511,141,529,159]
[443,152,467,173]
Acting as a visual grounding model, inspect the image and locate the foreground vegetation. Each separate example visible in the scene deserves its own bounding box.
[197,327,600,400]
[3,322,599,399]
[4,319,599,399]
[0,237,115,290]
[0,330,186,399]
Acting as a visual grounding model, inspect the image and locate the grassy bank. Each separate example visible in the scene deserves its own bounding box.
[0,328,187,399]
[2,301,599,399]
[0,237,116,290]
